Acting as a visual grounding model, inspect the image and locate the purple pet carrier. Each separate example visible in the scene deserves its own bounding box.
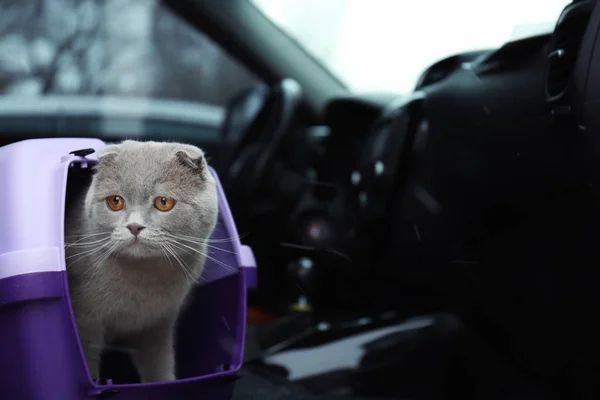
[0,138,257,400]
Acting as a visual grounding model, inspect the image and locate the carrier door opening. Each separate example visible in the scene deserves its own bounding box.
[64,158,243,386]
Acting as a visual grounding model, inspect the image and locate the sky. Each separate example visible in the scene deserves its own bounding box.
[252,0,572,94]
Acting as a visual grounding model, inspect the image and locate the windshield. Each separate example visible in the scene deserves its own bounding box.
[251,0,572,94]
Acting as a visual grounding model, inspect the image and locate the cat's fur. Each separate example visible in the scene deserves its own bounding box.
[65,140,218,382]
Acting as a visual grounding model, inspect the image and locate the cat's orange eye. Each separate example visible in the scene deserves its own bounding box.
[106,195,125,211]
[154,196,175,212]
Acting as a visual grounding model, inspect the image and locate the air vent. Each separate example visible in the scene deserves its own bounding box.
[545,1,594,101]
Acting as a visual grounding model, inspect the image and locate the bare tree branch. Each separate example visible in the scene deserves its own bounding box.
[40,32,78,93]
[40,0,104,94]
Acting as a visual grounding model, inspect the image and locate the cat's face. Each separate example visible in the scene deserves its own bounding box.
[84,141,218,260]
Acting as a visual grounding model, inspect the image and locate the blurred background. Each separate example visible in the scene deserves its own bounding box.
[0,0,570,103]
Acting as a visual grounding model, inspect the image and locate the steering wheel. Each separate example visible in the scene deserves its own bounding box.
[221,79,303,212]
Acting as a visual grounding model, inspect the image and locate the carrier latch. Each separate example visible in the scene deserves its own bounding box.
[69,148,96,158]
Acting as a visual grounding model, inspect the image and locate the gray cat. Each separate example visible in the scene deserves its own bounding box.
[65,140,218,383]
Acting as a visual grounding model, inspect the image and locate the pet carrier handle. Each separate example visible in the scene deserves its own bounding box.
[239,245,257,289]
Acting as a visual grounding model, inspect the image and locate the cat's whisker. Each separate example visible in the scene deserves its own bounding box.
[165,234,238,255]
[162,243,193,282]
[162,243,188,282]
[64,232,112,248]
[165,231,248,244]
[206,234,249,243]
[65,237,111,248]
[172,243,203,275]
[66,243,116,271]
[159,244,175,270]
[64,231,112,239]
[92,242,120,271]
[169,240,236,273]
[163,243,199,284]
[67,249,112,272]
[170,245,208,284]
[203,253,237,272]
[168,240,209,258]
[166,243,208,283]
[205,243,238,255]
[66,240,115,265]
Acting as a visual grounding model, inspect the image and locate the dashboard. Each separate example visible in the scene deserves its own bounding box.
[281,49,491,264]
[265,30,565,312]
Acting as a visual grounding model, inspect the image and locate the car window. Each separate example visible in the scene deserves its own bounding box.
[0,1,261,110]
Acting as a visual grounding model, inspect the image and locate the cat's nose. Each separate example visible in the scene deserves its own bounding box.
[127,223,146,236]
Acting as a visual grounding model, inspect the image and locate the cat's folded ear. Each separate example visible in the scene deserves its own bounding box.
[175,145,209,179]
[95,144,120,165]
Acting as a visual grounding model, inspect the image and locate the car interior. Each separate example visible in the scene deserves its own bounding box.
[3,0,600,398]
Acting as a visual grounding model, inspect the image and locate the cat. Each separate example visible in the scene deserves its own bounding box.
[65,140,218,383]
